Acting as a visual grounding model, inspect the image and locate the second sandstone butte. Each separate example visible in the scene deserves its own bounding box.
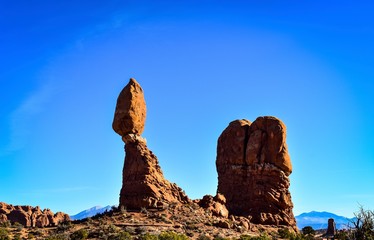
[113,78,189,210]
[216,116,296,228]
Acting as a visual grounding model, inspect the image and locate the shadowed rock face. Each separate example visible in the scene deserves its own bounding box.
[119,139,190,209]
[0,202,70,227]
[216,117,296,228]
[326,218,336,236]
[113,79,190,209]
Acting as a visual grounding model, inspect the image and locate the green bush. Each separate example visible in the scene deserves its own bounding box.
[70,229,89,240]
[159,231,189,240]
[0,228,10,240]
[301,226,315,236]
[57,220,72,233]
[139,233,158,240]
[45,233,70,240]
[349,205,374,240]
[108,231,132,240]
[247,233,271,240]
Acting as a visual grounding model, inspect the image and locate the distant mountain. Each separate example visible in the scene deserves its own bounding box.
[296,211,354,230]
[70,205,113,220]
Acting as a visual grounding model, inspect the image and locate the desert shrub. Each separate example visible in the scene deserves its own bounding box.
[27,233,35,239]
[70,229,89,240]
[301,226,315,236]
[0,228,10,240]
[213,237,229,240]
[29,228,44,236]
[159,231,189,240]
[108,231,132,240]
[45,233,70,240]
[349,205,374,240]
[57,220,72,233]
[108,224,121,233]
[117,231,132,240]
[120,205,127,214]
[12,222,23,231]
[335,231,350,240]
[0,221,11,228]
[246,233,271,240]
[139,233,158,240]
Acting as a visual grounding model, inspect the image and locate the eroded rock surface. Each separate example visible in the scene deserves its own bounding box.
[216,117,296,228]
[119,138,190,209]
[113,79,190,209]
[197,193,229,218]
[112,78,146,136]
[0,202,70,227]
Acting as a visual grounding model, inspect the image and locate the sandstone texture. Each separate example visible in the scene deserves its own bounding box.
[119,139,190,209]
[216,117,296,228]
[197,194,229,218]
[113,78,190,209]
[113,78,146,136]
[0,202,70,227]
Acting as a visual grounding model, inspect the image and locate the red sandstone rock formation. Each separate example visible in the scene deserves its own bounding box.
[0,202,70,227]
[216,117,296,228]
[113,78,146,136]
[197,193,229,218]
[113,78,190,209]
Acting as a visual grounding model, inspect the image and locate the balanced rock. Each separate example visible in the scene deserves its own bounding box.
[113,78,146,136]
[0,202,70,227]
[114,79,190,209]
[216,117,296,228]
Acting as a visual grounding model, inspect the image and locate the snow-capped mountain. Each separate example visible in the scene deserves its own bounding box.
[296,211,353,230]
[70,205,113,220]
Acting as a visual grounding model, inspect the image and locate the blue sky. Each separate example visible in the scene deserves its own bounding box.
[1,1,373,218]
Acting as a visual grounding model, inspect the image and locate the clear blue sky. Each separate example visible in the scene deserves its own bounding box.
[1,1,373,218]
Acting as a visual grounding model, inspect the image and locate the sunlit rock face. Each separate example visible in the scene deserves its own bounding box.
[0,202,70,227]
[112,78,146,136]
[216,117,296,229]
[113,78,190,210]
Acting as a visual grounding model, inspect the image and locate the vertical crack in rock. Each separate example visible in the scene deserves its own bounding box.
[243,124,249,165]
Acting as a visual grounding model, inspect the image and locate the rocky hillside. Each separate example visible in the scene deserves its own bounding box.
[0,203,295,240]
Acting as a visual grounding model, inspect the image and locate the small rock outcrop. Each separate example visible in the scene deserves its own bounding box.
[0,202,70,227]
[326,218,336,237]
[216,117,296,228]
[113,78,190,209]
[197,193,229,218]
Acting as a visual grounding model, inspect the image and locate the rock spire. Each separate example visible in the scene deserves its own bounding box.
[113,78,189,209]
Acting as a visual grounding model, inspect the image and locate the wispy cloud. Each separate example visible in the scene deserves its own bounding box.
[1,82,56,156]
